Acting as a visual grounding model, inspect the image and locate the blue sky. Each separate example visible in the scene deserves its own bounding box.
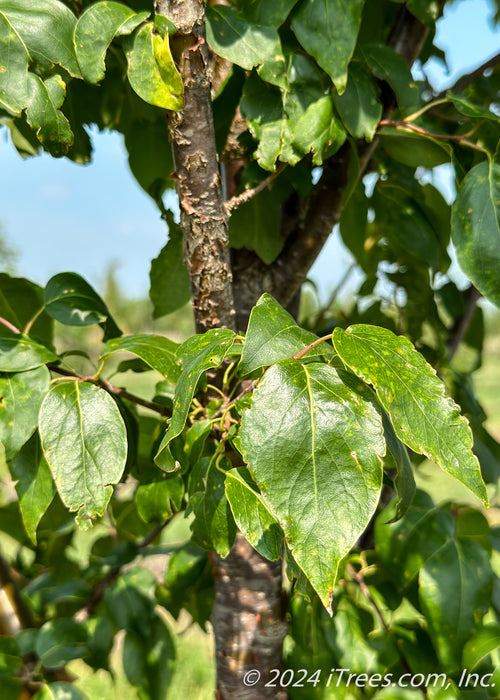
[1,0,500,299]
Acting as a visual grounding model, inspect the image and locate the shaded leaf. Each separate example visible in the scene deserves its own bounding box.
[291,0,364,93]
[35,619,88,670]
[378,127,452,168]
[237,0,299,26]
[0,0,80,75]
[0,274,53,345]
[382,410,416,520]
[448,93,500,121]
[229,187,284,264]
[362,43,419,111]
[155,329,235,470]
[0,366,49,460]
[333,62,382,140]
[125,119,174,198]
[292,95,346,164]
[136,475,184,523]
[100,334,180,382]
[241,360,385,611]
[33,684,87,700]
[122,617,176,700]
[44,272,122,340]
[75,1,148,83]
[420,538,492,670]
[39,382,127,529]
[240,293,332,376]
[10,433,56,544]
[333,325,487,504]
[149,216,191,319]
[225,467,283,560]
[206,5,286,88]
[105,567,156,635]
[125,23,183,110]
[451,160,500,308]
[0,329,57,371]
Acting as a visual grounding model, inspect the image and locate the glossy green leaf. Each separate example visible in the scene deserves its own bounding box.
[35,619,88,670]
[375,491,455,590]
[0,365,49,460]
[24,73,73,157]
[448,93,500,121]
[451,160,500,308]
[333,324,488,504]
[237,0,299,26]
[241,360,385,611]
[240,76,287,171]
[292,96,346,164]
[100,334,180,382]
[0,11,29,115]
[149,217,191,319]
[206,5,286,88]
[125,119,174,199]
[136,475,184,523]
[10,433,55,544]
[0,274,53,345]
[420,538,492,670]
[125,23,183,110]
[0,329,57,371]
[333,62,382,140]
[462,624,500,669]
[240,293,333,376]
[229,187,284,264]
[39,381,127,529]
[155,329,236,470]
[75,2,148,83]
[362,43,419,111]
[189,457,237,557]
[225,467,283,560]
[291,0,364,93]
[43,272,122,339]
[0,0,80,75]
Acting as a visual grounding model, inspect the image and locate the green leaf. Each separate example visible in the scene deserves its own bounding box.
[378,128,452,168]
[33,684,87,700]
[149,217,191,319]
[292,95,346,165]
[10,433,56,544]
[0,365,49,460]
[241,360,385,611]
[333,62,382,141]
[448,93,500,121]
[291,0,364,94]
[236,0,299,26]
[125,23,183,110]
[420,538,492,670]
[0,274,53,345]
[333,325,488,504]
[0,329,57,371]
[0,0,81,76]
[43,272,122,340]
[136,475,184,523]
[155,329,236,471]
[451,160,500,308]
[375,491,455,590]
[189,457,237,557]
[225,467,283,560]
[75,1,148,84]
[362,44,419,111]
[240,293,332,376]
[382,410,416,520]
[240,75,287,171]
[206,5,286,88]
[24,73,73,157]
[38,381,127,529]
[100,334,180,382]
[125,119,174,199]
[35,619,88,670]
[105,567,156,635]
[463,624,500,669]
[229,187,284,264]
[407,0,440,25]
[0,11,29,115]
[122,617,176,700]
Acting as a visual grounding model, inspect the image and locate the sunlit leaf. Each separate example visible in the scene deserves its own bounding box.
[0,329,57,371]
[100,334,180,383]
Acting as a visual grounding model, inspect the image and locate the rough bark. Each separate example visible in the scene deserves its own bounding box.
[157,1,287,697]
[232,5,433,325]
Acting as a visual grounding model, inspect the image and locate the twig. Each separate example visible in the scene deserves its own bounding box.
[48,365,172,417]
[346,563,389,633]
[225,164,287,213]
[0,316,21,335]
[448,285,482,361]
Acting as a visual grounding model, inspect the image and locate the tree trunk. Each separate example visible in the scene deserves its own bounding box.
[158,1,288,696]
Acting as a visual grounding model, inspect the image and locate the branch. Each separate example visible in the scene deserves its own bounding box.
[448,285,482,361]
[225,164,287,213]
[232,5,433,324]
[49,365,172,417]
[160,0,236,334]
